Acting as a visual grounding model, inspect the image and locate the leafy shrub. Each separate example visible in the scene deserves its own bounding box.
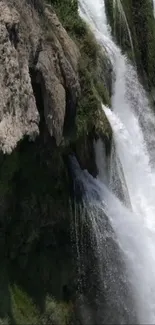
[10,285,39,325]
[41,296,72,325]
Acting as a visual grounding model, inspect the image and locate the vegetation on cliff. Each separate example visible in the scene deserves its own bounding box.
[49,0,111,137]
[2,0,155,323]
[105,0,155,89]
[0,0,112,324]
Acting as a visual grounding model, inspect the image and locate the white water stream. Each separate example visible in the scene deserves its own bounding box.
[77,0,155,323]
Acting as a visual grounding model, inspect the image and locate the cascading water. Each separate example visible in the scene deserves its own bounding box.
[72,0,155,323]
[113,0,135,61]
[71,156,155,324]
[70,156,138,324]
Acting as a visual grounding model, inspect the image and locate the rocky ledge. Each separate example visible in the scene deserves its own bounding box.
[0,0,80,153]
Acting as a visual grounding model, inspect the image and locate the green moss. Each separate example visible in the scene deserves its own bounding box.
[76,57,111,138]
[47,0,112,139]
[9,285,73,325]
[47,0,84,39]
[76,29,111,138]
[11,285,39,325]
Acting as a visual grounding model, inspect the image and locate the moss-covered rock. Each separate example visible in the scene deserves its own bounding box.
[105,0,155,88]
[48,0,112,138]
[0,0,113,323]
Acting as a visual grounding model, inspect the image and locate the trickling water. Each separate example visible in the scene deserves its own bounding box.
[113,0,135,60]
[76,0,155,323]
[94,138,109,185]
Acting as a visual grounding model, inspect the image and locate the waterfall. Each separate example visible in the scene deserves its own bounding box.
[113,0,135,60]
[73,0,155,323]
[103,104,155,229]
[79,0,155,165]
[71,157,155,324]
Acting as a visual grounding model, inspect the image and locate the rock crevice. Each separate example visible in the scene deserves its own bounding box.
[0,0,80,152]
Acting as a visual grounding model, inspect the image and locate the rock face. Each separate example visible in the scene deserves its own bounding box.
[36,7,80,143]
[0,1,113,324]
[0,0,80,153]
[0,1,39,153]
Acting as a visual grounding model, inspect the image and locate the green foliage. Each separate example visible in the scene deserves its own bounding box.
[8,285,72,325]
[47,0,85,38]
[41,296,73,325]
[11,285,39,325]
[79,29,100,59]
[47,0,111,138]
[76,58,111,137]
